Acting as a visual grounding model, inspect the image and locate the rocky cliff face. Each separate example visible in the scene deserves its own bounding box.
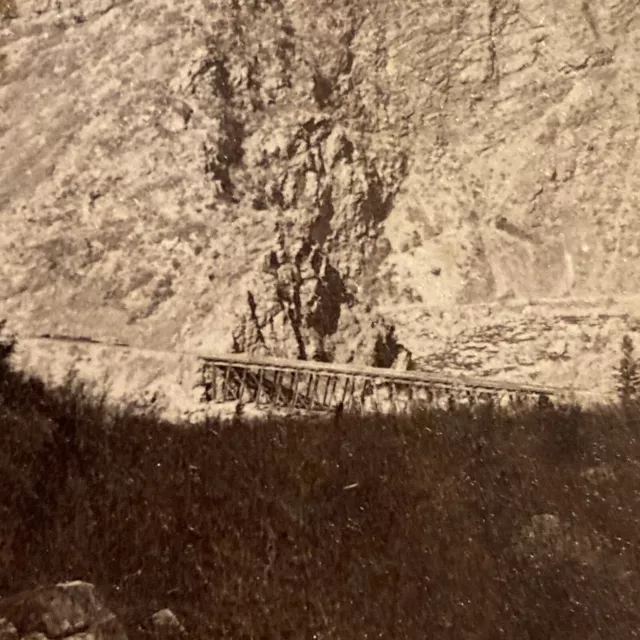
[1,0,640,398]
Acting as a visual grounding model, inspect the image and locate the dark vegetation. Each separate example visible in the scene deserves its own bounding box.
[2,322,640,639]
[0,0,15,76]
[616,334,640,411]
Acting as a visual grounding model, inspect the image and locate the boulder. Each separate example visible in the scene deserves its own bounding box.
[150,609,184,636]
[0,582,126,640]
[0,619,18,640]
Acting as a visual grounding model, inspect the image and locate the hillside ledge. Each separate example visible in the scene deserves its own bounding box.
[0,582,127,640]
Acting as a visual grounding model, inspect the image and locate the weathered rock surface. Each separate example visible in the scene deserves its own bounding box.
[1,0,640,403]
[389,296,640,402]
[150,609,184,637]
[0,582,127,640]
[0,618,18,640]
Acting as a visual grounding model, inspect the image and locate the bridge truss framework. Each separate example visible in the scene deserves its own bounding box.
[198,353,566,413]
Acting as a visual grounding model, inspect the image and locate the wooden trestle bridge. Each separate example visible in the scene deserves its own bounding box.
[18,334,587,415]
[198,353,567,413]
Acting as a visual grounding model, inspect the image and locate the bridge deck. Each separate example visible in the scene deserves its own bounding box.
[198,351,566,395]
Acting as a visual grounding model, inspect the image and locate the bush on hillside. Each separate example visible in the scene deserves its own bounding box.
[616,334,640,409]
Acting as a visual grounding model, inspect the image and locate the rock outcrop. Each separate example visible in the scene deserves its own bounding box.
[150,609,184,638]
[0,582,127,640]
[229,231,412,367]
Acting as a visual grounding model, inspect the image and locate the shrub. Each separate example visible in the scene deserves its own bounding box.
[616,334,640,408]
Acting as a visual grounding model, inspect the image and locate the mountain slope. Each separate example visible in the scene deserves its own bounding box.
[2,0,640,403]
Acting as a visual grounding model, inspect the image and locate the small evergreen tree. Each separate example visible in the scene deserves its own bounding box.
[616,334,640,408]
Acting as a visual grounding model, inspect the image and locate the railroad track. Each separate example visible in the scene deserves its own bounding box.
[12,333,602,413]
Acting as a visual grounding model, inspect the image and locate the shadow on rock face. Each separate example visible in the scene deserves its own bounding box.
[307,261,352,338]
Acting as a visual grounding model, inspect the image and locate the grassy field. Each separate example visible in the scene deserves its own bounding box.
[2,333,640,639]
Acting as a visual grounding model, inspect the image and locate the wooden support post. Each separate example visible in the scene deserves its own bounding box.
[305,372,315,409]
[367,378,378,412]
[400,384,407,411]
[212,365,217,402]
[200,363,210,402]
[281,370,290,407]
[371,381,379,412]
[350,377,360,412]
[280,370,290,407]
[344,376,355,412]
[255,368,264,406]
[228,368,236,400]
[425,386,434,407]
[278,370,288,407]
[311,374,321,408]
[222,366,231,402]
[359,378,369,413]
[245,370,261,402]
[284,371,293,409]
[230,367,244,400]
[347,376,355,407]
[238,367,248,403]
[291,371,300,408]
[280,371,288,408]
[291,371,301,408]
[364,379,374,413]
[328,376,339,408]
[340,375,351,408]
[448,390,456,412]
[406,383,414,409]
[272,370,281,407]
[200,363,210,403]
[263,369,274,406]
[321,374,331,407]
[420,384,430,409]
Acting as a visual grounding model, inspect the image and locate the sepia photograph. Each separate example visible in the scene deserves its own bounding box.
[1,0,640,637]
